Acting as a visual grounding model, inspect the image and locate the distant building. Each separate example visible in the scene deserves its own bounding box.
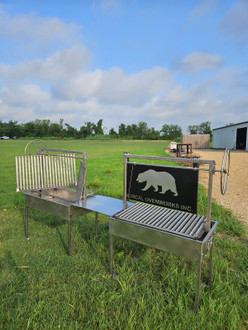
[213,121,248,151]
[181,134,210,149]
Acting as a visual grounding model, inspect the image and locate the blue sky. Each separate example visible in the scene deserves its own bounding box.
[0,0,247,133]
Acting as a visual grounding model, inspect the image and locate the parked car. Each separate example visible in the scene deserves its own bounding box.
[0,136,10,140]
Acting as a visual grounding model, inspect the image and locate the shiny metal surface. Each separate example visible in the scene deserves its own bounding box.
[75,194,133,215]
[109,217,217,262]
[112,202,206,240]
[109,152,221,311]
[15,153,80,192]
[16,147,88,256]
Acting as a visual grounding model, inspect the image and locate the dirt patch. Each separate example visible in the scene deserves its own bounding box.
[194,149,248,227]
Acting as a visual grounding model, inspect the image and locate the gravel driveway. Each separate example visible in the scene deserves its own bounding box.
[194,149,248,228]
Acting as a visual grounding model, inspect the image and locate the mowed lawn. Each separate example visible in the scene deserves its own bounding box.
[0,139,247,329]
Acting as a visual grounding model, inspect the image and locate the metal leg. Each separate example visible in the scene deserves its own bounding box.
[25,204,29,238]
[95,212,98,238]
[132,242,137,259]
[110,233,114,277]
[195,259,203,311]
[208,242,214,287]
[68,213,72,256]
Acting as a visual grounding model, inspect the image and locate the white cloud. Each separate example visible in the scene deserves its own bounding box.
[0,45,90,82]
[190,0,218,19]
[0,8,80,42]
[219,0,248,45]
[52,66,173,106]
[0,7,82,57]
[0,4,247,134]
[0,84,50,107]
[179,52,224,73]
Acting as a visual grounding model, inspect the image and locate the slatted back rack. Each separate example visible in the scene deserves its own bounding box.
[109,152,230,310]
[15,143,93,255]
[15,147,87,202]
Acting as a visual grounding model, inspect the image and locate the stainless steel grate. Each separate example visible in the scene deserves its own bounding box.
[15,154,77,192]
[113,202,206,240]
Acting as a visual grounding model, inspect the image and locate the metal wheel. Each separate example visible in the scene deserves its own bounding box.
[24,139,47,155]
[220,148,230,195]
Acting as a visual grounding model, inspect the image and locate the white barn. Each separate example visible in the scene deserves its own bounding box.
[212,121,248,151]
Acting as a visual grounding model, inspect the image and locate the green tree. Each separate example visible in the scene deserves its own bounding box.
[93,119,104,135]
[48,123,62,137]
[79,122,95,138]
[23,122,37,137]
[187,122,212,135]
[160,124,182,139]
[137,121,148,139]
[33,119,50,137]
[199,121,212,135]
[65,123,78,138]
[109,128,118,136]
[187,125,198,134]
[118,123,127,137]
[146,127,160,140]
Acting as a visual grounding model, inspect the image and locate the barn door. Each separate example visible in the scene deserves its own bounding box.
[236,127,247,150]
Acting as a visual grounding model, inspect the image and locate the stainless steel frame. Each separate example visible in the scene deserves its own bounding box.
[16,146,132,255]
[16,147,93,255]
[109,153,218,310]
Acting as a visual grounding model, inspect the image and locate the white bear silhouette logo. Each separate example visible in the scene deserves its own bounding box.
[136,169,178,196]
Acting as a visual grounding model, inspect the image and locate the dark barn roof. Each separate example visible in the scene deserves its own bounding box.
[213,121,248,131]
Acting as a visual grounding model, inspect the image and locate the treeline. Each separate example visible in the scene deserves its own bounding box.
[0,119,212,140]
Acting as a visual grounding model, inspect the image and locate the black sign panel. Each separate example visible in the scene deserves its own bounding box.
[126,163,198,214]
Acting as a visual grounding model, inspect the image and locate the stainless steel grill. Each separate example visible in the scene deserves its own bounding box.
[15,143,91,256]
[108,152,226,311]
[113,202,206,240]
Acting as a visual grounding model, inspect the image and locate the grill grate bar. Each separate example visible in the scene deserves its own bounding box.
[184,215,204,235]
[142,206,171,225]
[130,203,154,221]
[113,202,206,240]
[135,204,169,224]
[166,212,191,231]
[155,209,181,228]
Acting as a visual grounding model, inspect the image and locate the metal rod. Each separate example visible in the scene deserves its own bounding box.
[208,240,214,287]
[31,155,34,190]
[206,162,215,232]
[72,154,76,185]
[195,249,203,311]
[27,156,31,190]
[15,157,19,191]
[110,234,114,276]
[126,154,215,165]
[68,210,72,256]
[40,147,84,155]
[68,154,72,185]
[25,204,29,238]
[145,208,172,225]
[186,215,202,235]
[65,155,69,186]
[142,205,168,224]
[22,157,25,191]
[123,153,129,209]
[39,155,44,188]
[95,212,98,238]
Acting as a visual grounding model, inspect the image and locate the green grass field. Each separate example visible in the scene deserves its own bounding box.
[0,139,247,329]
